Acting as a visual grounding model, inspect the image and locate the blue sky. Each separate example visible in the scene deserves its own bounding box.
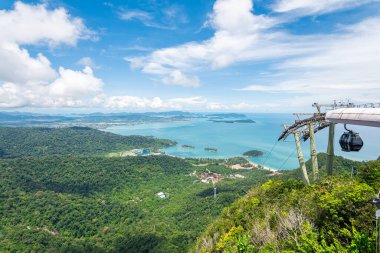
[0,0,379,112]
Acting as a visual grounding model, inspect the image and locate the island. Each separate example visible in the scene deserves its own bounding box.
[207,113,246,118]
[205,147,218,152]
[182,144,195,149]
[209,119,255,123]
[243,150,264,157]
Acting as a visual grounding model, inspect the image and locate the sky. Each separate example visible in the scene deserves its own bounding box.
[0,0,379,113]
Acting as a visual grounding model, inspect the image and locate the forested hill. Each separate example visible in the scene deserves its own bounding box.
[0,126,273,252]
[194,159,380,252]
[0,155,271,252]
[282,152,365,179]
[1,125,378,252]
[0,126,175,158]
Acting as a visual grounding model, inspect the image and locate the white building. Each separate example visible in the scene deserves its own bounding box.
[156,192,167,199]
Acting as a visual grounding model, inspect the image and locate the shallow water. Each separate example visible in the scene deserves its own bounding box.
[105,113,380,170]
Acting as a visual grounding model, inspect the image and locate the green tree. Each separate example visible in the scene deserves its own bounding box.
[358,160,380,191]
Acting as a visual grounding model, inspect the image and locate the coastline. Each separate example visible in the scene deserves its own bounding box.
[164,152,279,172]
[248,161,278,172]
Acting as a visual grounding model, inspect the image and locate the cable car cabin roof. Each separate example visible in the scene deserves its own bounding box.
[326,108,380,128]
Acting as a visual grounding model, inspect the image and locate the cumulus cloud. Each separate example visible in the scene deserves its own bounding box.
[127,0,380,107]
[0,83,27,108]
[2,0,379,111]
[161,70,200,87]
[0,1,90,46]
[125,0,305,87]
[0,67,104,108]
[0,2,99,109]
[0,2,235,110]
[50,67,103,98]
[0,42,56,84]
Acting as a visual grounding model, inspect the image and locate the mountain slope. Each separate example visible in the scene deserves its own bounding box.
[194,160,380,253]
[0,126,175,158]
[0,155,270,252]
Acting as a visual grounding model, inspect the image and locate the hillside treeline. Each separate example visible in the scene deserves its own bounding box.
[0,126,175,158]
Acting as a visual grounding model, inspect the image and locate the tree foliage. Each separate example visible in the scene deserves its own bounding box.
[0,126,175,158]
[195,177,377,252]
[358,160,380,191]
[0,155,269,252]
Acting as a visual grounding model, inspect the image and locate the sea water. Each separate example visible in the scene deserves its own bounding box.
[105,114,380,170]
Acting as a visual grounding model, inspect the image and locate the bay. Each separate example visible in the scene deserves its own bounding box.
[105,113,380,170]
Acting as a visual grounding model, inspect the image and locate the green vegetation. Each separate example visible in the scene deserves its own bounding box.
[282,153,364,180]
[0,132,271,252]
[0,126,175,158]
[358,160,380,190]
[0,126,378,252]
[224,157,251,167]
[195,159,380,253]
[243,150,264,157]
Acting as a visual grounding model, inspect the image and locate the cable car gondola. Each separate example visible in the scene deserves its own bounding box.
[339,124,363,152]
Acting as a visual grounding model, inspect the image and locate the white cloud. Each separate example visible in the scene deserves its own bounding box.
[0,42,56,84]
[118,8,174,30]
[77,57,99,69]
[0,1,90,46]
[126,0,380,108]
[125,0,301,86]
[162,5,188,24]
[0,82,27,108]
[0,2,100,109]
[2,0,379,111]
[95,95,257,111]
[273,0,375,15]
[161,70,200,87]
[119,9,152,22]
[242,18,380,103]
[0,2,92,98]
[99,95,206,110]
[210,0,275,33]
[50,67,103,98]
[0,67,104,108]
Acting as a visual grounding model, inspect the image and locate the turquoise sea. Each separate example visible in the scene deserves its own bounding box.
[105,114,380,170]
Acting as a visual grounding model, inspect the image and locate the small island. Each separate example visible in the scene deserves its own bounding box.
[208,113,246,118]
[205,147,218,152]
[182,144,195,149]
[209,119,255,123]
[243,150,264,157]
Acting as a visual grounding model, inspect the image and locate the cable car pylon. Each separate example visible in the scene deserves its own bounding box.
[279,100,380,250]
[293,130,310,185]
[326,123,335,176]
[280,112,323,183]
[278,100,380,178]
[309,123,319,182]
